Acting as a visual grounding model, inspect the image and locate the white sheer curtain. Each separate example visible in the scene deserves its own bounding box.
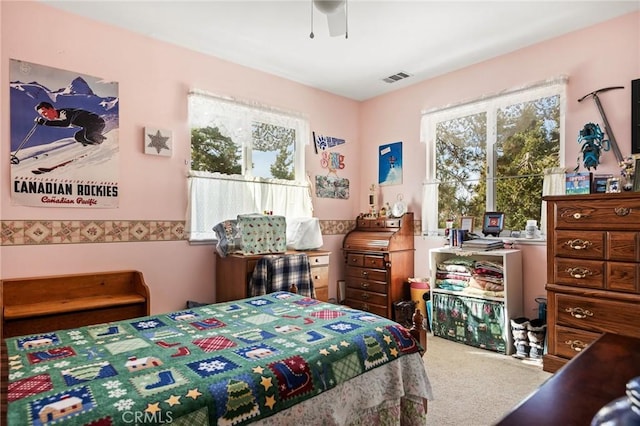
[187,172,313,241]
[186,90,313,242]
[540,166,567,235]
[420,181,439,236]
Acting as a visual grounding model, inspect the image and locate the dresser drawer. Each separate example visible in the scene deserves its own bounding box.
[308,253,330,266]
[554,325,600,359]
[553,198,640,230]
[346,253,364,267]
[311,266,329,289]
[344,253,385,269]
[606,262,639,293]
[344,299,387,317]
[346,266,387,282]
[315,286,329,302]
[607,232,640,262]
[555,258,604,289]
[346,277,387,294]
[345,288,387,306]
[363,255,385,269]
[555,230,604,259]
[555,293,640,336]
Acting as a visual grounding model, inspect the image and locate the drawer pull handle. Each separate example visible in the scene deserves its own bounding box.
[565,267,592,279]
[570,212,592,220]
[615,207,630,216]
[565,339,588,352]
[565,306,594,319]
[562,209,593,220]
[362,271,368,277]
[362,303,369,311]
[360,282,369,289]
[565,239,592,250]
[361,293,370,300]
[314,275,320,280]
[351,258,358,263]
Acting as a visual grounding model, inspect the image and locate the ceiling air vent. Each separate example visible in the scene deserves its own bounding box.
[383,71,411,84]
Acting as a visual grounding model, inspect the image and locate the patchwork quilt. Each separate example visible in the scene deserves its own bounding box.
[4,292,424,425]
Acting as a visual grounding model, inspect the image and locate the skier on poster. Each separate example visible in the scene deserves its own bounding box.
[34,101,106,146]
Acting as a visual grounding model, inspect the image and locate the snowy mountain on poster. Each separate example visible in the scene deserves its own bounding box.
[10,76,119,151]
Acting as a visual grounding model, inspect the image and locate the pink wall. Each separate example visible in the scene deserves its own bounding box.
[1,2,638,317]
[360,11,639,315]
[0,2,360,313]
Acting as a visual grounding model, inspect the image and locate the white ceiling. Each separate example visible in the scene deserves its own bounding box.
[40,0,640,101]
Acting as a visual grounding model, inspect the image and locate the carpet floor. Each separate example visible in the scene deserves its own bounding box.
[422,334,552,425]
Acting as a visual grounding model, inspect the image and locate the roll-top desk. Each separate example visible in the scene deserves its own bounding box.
[543,193,640,373]
[342,212,415,319]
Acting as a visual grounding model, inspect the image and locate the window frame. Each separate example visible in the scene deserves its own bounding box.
[186,91,313,242]
[188,90,309,182]
[421,77,567,236]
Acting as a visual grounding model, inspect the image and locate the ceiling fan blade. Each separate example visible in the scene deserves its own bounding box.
[326,7,346,37]
[313,0,344,14]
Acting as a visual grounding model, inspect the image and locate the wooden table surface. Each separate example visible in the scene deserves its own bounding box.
[496,333,640,426]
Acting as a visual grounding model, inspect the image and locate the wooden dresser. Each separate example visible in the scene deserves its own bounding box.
[342,212,415,319]
[543,193,640,373]
[215,250,331,303]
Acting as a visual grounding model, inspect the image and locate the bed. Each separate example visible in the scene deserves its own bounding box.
[2,292,432,425]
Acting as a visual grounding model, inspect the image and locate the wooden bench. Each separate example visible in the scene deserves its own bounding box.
[1,270,150,338]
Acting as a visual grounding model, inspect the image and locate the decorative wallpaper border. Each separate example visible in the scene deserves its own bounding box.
[0,219,422,246]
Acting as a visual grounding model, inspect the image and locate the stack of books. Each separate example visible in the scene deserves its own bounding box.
[461,238,504,251]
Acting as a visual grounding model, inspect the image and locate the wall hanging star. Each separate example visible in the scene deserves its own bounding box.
[144,127,172,156]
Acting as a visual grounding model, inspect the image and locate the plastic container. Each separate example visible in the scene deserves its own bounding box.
[409,278,430,319]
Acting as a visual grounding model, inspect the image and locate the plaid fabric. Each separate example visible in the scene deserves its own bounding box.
[249,253,315,298]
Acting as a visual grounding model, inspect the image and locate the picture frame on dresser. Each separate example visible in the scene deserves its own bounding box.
[460,216,474,233]
[482,212,504,237]
[606,177,621,193]
[634,159,640,192]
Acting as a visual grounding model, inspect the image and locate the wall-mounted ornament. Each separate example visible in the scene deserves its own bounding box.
[315,175,349,199]
[313,131,346,153]
[320,151,345,175]
[144,127,172,156]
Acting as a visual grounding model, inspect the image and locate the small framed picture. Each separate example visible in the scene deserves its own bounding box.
[482,212,505,237]
[592,174,612,193]
[606,177,621,193]
[460,216,474,233]
[634,159,640,192]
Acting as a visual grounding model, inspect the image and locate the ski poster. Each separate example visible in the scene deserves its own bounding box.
[9,59,119,208]
[378,141,403,186]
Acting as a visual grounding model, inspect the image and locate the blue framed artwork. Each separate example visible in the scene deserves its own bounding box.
[378,141,402,186]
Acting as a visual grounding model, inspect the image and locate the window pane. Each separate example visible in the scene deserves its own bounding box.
[251,122,295,180]
[190,126,242,174]
[495,175,543,230]
[435,113,486,228]
[495,95,560,230]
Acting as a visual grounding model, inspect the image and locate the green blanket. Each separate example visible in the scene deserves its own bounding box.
[5,292,422,425]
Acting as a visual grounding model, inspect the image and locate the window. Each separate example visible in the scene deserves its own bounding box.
[186,91,313,241]
[422,78,566,236]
